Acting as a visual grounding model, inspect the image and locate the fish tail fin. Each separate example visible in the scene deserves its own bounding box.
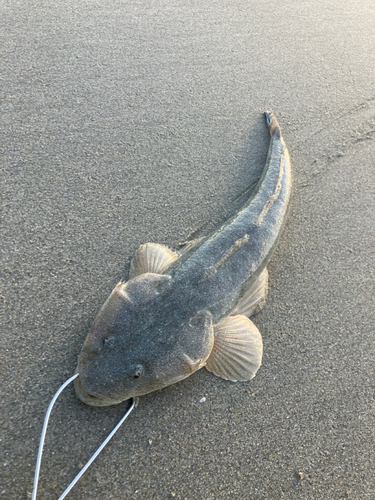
[265,109,281,137]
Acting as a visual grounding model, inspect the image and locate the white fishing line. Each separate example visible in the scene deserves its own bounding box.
[32,373,135,500]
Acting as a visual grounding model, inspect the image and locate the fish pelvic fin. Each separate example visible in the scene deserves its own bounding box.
[231,268,269,317]
[129,243,179,279]
[205,315,263,382]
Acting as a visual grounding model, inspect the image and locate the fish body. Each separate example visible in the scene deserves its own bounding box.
[75,111,291,406]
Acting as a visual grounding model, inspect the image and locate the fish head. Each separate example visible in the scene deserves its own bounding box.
[74,273,213,406]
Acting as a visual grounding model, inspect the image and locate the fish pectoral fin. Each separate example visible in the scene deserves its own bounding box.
[205,315,263,382]
[231,268,269,317]
[129,243,179,279]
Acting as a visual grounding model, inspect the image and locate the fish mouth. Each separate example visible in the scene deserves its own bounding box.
[74,375,121,407]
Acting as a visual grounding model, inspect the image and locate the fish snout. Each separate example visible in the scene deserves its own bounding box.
[74,375,108,406]
[74,372,130,406]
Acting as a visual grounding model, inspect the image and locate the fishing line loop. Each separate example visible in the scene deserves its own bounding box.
[32,373,135,500]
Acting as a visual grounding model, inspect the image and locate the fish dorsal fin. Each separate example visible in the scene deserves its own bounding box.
[231,267,269,317]
[205,315,263,382]
[129,243,179,279]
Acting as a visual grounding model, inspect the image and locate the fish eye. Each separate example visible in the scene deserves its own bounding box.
[102,336,116,349]
[129,364,144,379]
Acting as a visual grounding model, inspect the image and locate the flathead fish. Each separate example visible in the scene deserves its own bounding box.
[75,110,291,406]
